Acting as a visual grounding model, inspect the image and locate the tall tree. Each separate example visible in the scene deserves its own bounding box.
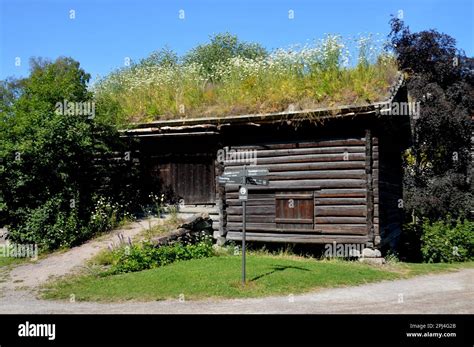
[389,18,473,220]
[0,57,124,249]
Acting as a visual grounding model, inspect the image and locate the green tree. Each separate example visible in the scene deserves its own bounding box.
[0,57,130,250]
[183,32,267,80]
[138,47,179,68]
[389,18,473,221]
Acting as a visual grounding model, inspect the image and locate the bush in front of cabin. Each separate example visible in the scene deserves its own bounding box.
[420,218,474,263]
[107,235,215,274]
[7,196,85,250]
[0,58,142,251]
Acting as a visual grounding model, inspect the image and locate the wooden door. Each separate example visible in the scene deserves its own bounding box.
[275,191,314,229]
[155,156,215,204]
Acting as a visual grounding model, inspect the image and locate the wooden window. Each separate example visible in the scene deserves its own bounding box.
[275,191,314,229]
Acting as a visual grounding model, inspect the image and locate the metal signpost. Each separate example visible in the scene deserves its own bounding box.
[218,165,269,285]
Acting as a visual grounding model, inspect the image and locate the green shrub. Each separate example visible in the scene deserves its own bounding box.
[107,236,215,274]
[420,218,474,263]
[7,196,87,250]
[89,196,134,234]
[1,57,143,252]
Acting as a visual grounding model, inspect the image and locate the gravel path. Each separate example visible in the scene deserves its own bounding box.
[0,218,161,291]
[1,243,473,314]
[0,268,472,314]
[0,219,472,314]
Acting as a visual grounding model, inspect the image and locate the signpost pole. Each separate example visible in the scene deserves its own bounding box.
[242,165,247,285]
[218,165,268,286]
[242,199,246,285]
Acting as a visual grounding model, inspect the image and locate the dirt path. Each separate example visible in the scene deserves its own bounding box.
[0,218,161,291]
[0,220,472,314]
[0,268,472,314]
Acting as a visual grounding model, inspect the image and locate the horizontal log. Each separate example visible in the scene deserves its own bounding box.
[275,193,313,199]
[225,153,365,166]
[225,193,275,199]
[317,189,367,198]
[227,206,275,215]
[227,222,279,231]
[227,224,316,233]
[226,198,275,206]
[231,138,365,150]
[315,197,366,205]
[266,170,365,180]
[224,161,366,172]
[315,216,367,224]
[226,231,370,244]
[314,224,367,234]
[226,222,368,235]
[225,179,365,192]
[315,205,367,217]
[227,215,275,223]
[275,218,314,224]
[254,146,366,158]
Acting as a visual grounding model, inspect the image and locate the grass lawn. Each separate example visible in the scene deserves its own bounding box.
[0,256,31,268]
[41,254,474,302]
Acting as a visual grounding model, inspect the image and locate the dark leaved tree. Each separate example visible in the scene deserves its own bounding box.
[389,18,473,222]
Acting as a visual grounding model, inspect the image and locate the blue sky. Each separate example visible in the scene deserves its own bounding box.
[1,0,473,82]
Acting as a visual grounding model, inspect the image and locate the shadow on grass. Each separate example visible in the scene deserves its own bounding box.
[250,265,310,282]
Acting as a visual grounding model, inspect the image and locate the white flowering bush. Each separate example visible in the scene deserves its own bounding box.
[94,34,398,123]
[90,196,134,233]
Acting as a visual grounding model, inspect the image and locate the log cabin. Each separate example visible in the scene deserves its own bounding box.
[123,75,411,253]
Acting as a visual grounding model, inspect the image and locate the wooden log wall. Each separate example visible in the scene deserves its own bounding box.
[372,137,380,247]
[223,136,375,244]
[377,141,404,249]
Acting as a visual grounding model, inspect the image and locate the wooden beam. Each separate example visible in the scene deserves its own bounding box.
[250,146,366,158]
[365,129,375,247]
[226,231,370,244]
[224,161,366,172]
[224,153,365,166]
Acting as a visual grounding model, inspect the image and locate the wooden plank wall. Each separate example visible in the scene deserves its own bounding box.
[152,158,216,204]
[223,136,373,243]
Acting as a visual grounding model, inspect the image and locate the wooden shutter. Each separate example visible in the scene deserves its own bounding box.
[275,191,314,229]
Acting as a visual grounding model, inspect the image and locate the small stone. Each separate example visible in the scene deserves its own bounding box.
[362,248,377,258]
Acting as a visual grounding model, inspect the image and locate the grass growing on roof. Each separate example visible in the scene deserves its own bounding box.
[94,34,399,124]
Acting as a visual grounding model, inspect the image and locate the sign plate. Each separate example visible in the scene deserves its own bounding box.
[222,168,269,178]
[218,176,242,184]
[218,168,269,186]
[246,169,269,177]
[239,186,248,200]
[246,177,269,186]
